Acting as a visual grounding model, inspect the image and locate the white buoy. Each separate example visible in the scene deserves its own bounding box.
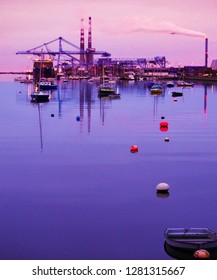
[165,137,170,142]
[156,182,170,193]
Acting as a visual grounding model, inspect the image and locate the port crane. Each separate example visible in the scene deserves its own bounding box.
[16,36,111,72]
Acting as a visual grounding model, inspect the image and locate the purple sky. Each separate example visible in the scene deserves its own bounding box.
[1,0,217,71]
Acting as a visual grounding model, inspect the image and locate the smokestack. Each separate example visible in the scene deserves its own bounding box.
[87,16,93,64]
[88,16,92,49]
[80,18,85,64]
[205,37,208,68]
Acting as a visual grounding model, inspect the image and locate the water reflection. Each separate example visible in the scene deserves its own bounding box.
[78,81,94,132]
[30,103,45,152]
[99,97,108,125]
[204,85,207,117]
[37,104,43,152]
[2,78,217,260]
[156,192,170,199]
[57,84,62,117]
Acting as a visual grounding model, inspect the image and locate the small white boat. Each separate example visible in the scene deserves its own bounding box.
[165,228,217,250]
[37,81,57,90]
[177,81,194,87]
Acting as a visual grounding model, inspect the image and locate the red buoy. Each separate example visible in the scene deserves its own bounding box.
[130,145,138,153]
[160,126,168,132]
[160,121,168,128]
[193,249,210,259]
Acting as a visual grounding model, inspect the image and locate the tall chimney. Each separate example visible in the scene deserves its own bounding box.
[205,37,208,68]
[88,16,92,49]
[80,18,85,64]
[87,16,93,64]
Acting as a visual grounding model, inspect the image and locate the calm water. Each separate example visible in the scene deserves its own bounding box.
[0,75,217,260]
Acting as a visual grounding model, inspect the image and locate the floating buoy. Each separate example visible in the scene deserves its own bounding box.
[130,145,138,153]
[76,116,81,121]
[160,127,168,132]
[51,114,54,117]
[156,182,170,193]
[160,121,168,128]
[161,116,165,119]
[193,249,210,259]
[165,137,170,142]
[173,98,177,102]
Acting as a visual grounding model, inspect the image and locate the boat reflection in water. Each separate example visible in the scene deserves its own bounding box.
[164,242,217,260]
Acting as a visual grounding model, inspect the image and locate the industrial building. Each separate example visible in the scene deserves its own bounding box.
[16,18,217,81]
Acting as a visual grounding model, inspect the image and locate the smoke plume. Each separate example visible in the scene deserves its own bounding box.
[131,21,206,38]
[101,17,207,38]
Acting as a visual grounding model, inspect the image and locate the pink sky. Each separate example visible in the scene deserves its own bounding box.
[1,0,217,71]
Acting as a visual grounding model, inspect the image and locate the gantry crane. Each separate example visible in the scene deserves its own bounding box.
[16,36,111,72]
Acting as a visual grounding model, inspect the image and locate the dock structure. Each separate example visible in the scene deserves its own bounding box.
[16,17,169,78]
[16,36,111,73]
[15,18,215,81]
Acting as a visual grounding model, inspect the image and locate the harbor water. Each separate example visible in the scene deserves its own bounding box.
[0,75,217,260]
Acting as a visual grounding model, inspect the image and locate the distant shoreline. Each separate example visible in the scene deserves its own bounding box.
[0,72,33,75]
[1,72,217,82]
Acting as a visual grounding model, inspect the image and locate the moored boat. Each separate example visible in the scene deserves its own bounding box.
[31,54,51,103]
[37,81,57,90]
[177,81,194,87]
[31,91,50,103]
[164,241,217,260]
[172,91,183,97]
[98,83,116,97]
[167,81,175,88]
[164,228,217,250]
[150,84,163,94]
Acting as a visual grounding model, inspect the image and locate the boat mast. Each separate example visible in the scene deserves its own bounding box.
[38,49,43,92]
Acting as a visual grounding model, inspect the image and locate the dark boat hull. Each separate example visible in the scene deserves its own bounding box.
[31,93,50,103]
[164,242,217,259]
[172,91,183,97]
[39,85,57,90]
[109,93,121,99]
[98,86,116,97]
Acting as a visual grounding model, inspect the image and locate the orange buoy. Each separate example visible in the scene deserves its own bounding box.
[193,249,210,259]
[130,145,138,153]
[160,121,168,128]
